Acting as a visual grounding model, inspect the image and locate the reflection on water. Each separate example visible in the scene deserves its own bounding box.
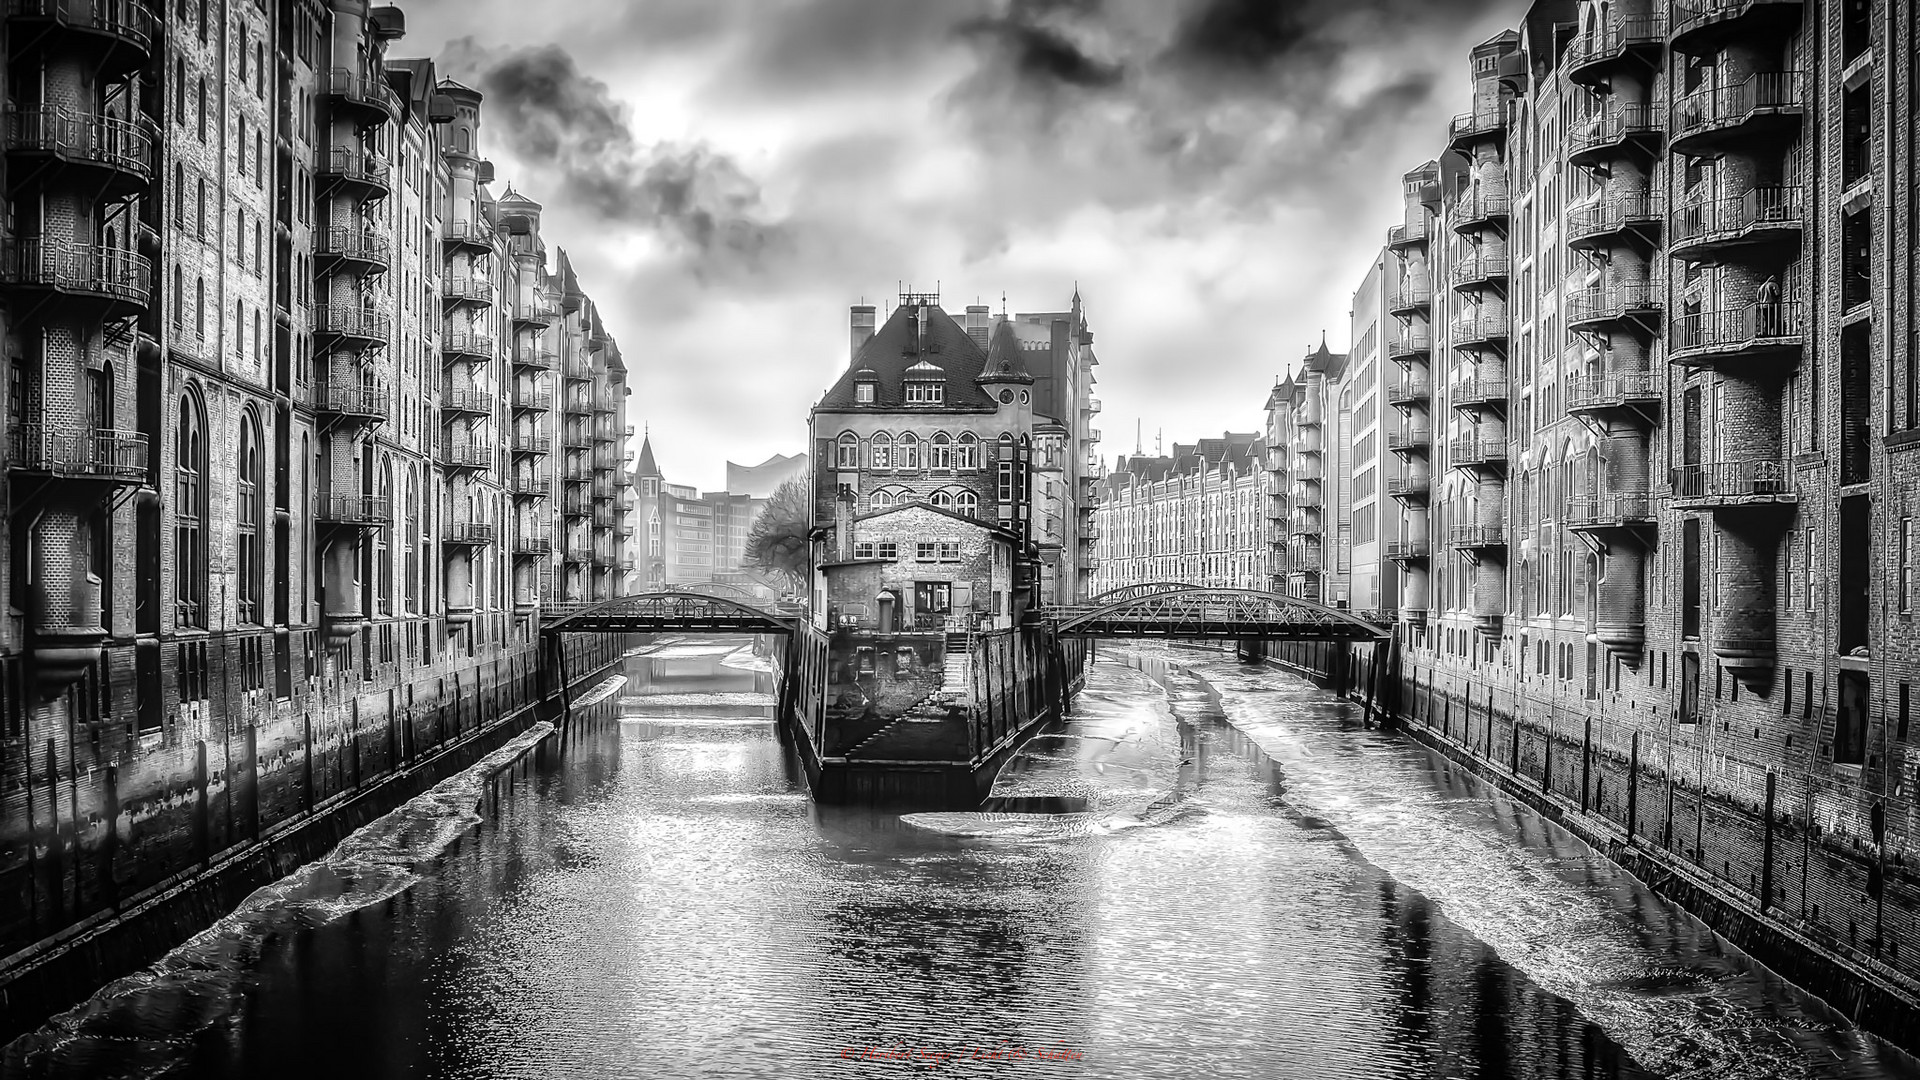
[3,639,1915,1080]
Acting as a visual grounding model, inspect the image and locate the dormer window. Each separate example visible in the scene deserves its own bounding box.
[853,368,878,405]
[905,381,943,405]
[856,382,875,404]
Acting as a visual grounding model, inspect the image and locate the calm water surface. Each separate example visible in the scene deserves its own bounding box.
[4,639,1916,1080]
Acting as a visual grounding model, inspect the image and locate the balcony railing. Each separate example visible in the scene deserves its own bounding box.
[440,441,492,469]
[315,383,389,419]
[442,332,494,359]
[8,424,145,481]
[1670,461,1792,503]
[512,536,551,556]
[1451,254,1510,289]
[1450,378,1507,410]
[1386,428,1431,453]
[511,476,551,497]
[512,390,552,412]
[1448,110,1506,150]
[1669,302,1804,364]
[513,298,559,325]
[316,147,390,192]
[1388,328,1432,359]
[1566,372,1662,413]
[1567,285,1661,329]
[443,521,496,545]
[317,494,392,527]
[1387,378,1430,406]
[8,0,158,61]
[1669,186,1803,254]
[1451,314,1508,348]
[1566,13,1667,80]
[1567,193,1664,247]
[7,106,154,189]
[1452,188,1510,229]
[1386,476,1429,500]
[312,305,389,344]
[1449,438,1508,467]
[1385,539,1429,561]
[322,67,399,120]
[441,386,494,415]
[1672,0,1804,50]
[1567,103,1661,163]
[1672,72,1804,152]
[1386,219,1429,250]
[315,226,391,271]
[1566,492,1656,528]
[514,349,557,370]
[1448,524,1507,549]
[562,358,594,380]
[1387,281,1432,315]
[442,219,492,249]
[0,239,151,308]
[442,276,495,305]
[510,434,551,456]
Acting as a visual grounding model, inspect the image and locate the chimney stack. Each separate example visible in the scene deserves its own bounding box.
[850,305,876,361]
[965,305,990,347]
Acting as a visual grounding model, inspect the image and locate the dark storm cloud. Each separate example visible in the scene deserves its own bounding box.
[446,40,781,269]
[1166,0,1512,73]
[956,0,1122,90]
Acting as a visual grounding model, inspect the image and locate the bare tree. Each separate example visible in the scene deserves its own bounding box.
[745,477,812,593]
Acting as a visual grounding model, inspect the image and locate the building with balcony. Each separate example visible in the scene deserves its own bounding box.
[0,2,634,976]
[1291,0,1920,1024]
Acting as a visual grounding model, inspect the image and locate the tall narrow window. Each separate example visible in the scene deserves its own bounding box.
[175,394,207,626]
[1681,516,1701,639]
[1902,517,1913,613]
[377,458,393,614]
[196,178,206,238]
[404,470,419,611]
[171,265,183,329]
[957,432,979,470]
[870,432,892,470]
[237,416,262,622]
[195,277,205,338]
[930,432,952,470]
[197,76,207,140]
[173,163,185,225]
[835,432,859,469]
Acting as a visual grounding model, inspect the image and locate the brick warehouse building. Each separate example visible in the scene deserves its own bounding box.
[1262,0,1920,1032]
[0,1,632,975]
[1091,434,1265,596]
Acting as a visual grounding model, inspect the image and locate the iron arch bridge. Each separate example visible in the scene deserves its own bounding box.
[542,590,799,636]
[1049,587,1392,641]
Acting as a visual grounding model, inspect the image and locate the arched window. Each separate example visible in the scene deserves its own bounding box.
[930,432,952,470]
[870,489,895,510]
[236,413,263,622]
[897,432,919,470]
[955,491,979,519]
[931,489,955,509]
[196,177,206,237]
[172,265,183,329]
[870,431,892,470]
[956,432,979,470]
[835,432,859,469]
[175,392,207,626]
[195,276,205,338]
[376,456,394,614]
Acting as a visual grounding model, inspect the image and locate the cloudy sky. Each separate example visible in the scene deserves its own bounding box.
[400,0,1516,492]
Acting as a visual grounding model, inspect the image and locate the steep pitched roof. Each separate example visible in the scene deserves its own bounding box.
[635,435,660,478]
[978,320,1036,385]
[851,500,1022,543]
[815,302,997,411]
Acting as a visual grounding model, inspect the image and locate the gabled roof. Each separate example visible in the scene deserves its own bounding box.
[816,302,997,411]
[635,434,660,478]
[849,499,1021,543]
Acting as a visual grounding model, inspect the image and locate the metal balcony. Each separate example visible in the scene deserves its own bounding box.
[316,147,391,201]
[442,276,495,307]
[443,521,497,547]
[0,239,150,318]
[562,396,591,417]
[1451,315,1509,352]
[513,349,557,370]
[1086,397,1102,414]
[442,333,494,361]
[1386,476,1429,503]
[312,305,389,348]
[6,106,154,198]
[1385,539,1430,563]
[1387,328,1432,361]
[1451,189,1510,235]
[1669,303,1803,370]
[1450,378,1508,413]
[314,383,389,424]
[1386,427,1432,455]
[7,0,157,78]
[1566,372,1662,419]
[8,424,145,482]
[512,298,559,328]
[442,219,493,253]
[1669,186,1803,263]
[563,497,591,518]
[512,536,551,557]
[1289,515,1323,538]
[1449,438,1508,471]
[1670,461,1794,511]
[1566,13,1667,85]
[1450,254,1509,294]
[440,441,493,471]
[511,475,551,497]
[1386,378,1431,408]
[1566,493,1657,534]
[1567,194,1664,251]
[510,435,550,457]
[511,389,552,413]
[562,359,594,381]
[316,494,392,529]
[314,226,390,277]
[441,387,494,417]
[1567,104,1663,168]
[1447,110,1506,155]
[1386,219,1429,252]
[1670,0,1804,55]
[322,67,399,125]
[1387,282,1432,318]
[1671,72,1805,157]
[1448,524,1506,552]
[1567,285,1661,334]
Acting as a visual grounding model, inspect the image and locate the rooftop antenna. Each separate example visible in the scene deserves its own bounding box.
[1135,419,1142,455]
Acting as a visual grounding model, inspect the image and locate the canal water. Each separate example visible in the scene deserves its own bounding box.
[3,638,1916,1080]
